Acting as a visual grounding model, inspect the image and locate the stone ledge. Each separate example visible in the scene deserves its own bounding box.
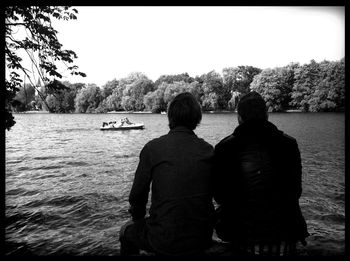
[137,240,237,256]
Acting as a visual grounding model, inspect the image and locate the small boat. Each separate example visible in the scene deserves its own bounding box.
[100,123,144,130]
[100,117,145,131]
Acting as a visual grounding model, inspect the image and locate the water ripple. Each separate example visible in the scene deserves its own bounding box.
[32,165,63,171]
[59,161,90,167]
[33,156,60,160]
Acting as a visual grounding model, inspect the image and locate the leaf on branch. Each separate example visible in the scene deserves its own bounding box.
[52,12,62,19]
[46,79,70,93]
[10,71,21,78]
[49,70,62,78]
[36,13,51,23]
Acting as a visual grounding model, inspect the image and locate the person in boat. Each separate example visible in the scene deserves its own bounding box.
[115,118,124,127]
[119,92,215,256]
[124,117,132,125]
[213,91,309,256]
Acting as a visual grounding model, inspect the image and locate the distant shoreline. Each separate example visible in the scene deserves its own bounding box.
[285,110,302,112]
[15,111,50,114]
[110,111,153,114]
[13,109,345,114]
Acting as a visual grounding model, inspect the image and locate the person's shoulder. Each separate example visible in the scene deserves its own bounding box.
[215,134,236,150]
[280,132,297,143]
[277,131,299,148]
[196,136,214,150]
[146,134,168,147]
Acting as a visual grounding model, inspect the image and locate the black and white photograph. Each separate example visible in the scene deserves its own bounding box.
[4,6,345,256]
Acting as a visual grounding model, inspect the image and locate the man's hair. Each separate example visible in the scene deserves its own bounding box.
[237,91,267,122]
[167,92,202,130]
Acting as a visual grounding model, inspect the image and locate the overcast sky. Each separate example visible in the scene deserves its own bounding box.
[51,6,344,86]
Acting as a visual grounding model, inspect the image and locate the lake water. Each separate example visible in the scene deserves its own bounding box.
[5,112,345,255]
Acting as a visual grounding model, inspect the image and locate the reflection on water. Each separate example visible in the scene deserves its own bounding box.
[5,112,345,255]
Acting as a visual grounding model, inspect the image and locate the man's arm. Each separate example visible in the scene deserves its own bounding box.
[213,143,229,206]
[283,138,303,200]
[128,144,152,221]
[292,141,303,199]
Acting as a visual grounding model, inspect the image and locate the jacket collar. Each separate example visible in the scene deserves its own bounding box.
[233,119,281,137]
[169,126,196,135]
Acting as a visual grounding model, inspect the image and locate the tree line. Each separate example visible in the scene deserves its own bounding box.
[11,58,345,114]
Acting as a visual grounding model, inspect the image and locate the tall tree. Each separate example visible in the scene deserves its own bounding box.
[74,84,102,113]
[290,60,321,111]
[250,66,295,112]
[101,79,119,100]
[222,66,261,110]
[163,81,192,105]
[120,72,155,111]
[144,80,201,113]
[154,73,194,88]
[41,81,83,112]
[5,6,86,130]
[222,66,262,95]
[143,82,168,113]
[201,70,225,110]
[308,59,345,112]
[11,83,36,112]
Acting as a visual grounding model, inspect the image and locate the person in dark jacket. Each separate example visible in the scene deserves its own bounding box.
[119,92,215,256]
[213,91,309,256]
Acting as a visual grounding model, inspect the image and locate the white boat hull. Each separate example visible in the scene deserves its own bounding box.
[100,123,144,131]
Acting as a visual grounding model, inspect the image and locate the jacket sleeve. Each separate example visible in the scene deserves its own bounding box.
[290,139,309,241]
[292,140,303,199]
[213,143,228,206]
[128,144,152,220]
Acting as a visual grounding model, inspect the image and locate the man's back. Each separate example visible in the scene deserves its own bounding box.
[146,126,214,200]
[214,119,309,245]
[129,126,215,255]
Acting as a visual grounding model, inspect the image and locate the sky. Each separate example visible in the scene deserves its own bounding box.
[48,6,345,86]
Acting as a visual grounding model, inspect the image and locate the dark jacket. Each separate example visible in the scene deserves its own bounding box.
[213,119,309,244]
[129,126,215,255]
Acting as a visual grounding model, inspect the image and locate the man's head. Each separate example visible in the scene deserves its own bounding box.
[167,92,202,130]
[237,91,268,124]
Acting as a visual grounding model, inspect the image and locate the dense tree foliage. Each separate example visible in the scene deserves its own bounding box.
[143,82,168,113]
[5,6,86,130]
[307,59,345,112]
[143,80,200,113]
[240,59,343,113]
[154,73,194,88]
[220,66,262,111]
[11,83,36,112]
[74,84,102,113]
[41,81,84,112]
[201,71,225,110]
[9,58,344,116]
[223,66,262,95]
[250,66,295,112]
[121,73,155,111]
[290,60,321,112]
